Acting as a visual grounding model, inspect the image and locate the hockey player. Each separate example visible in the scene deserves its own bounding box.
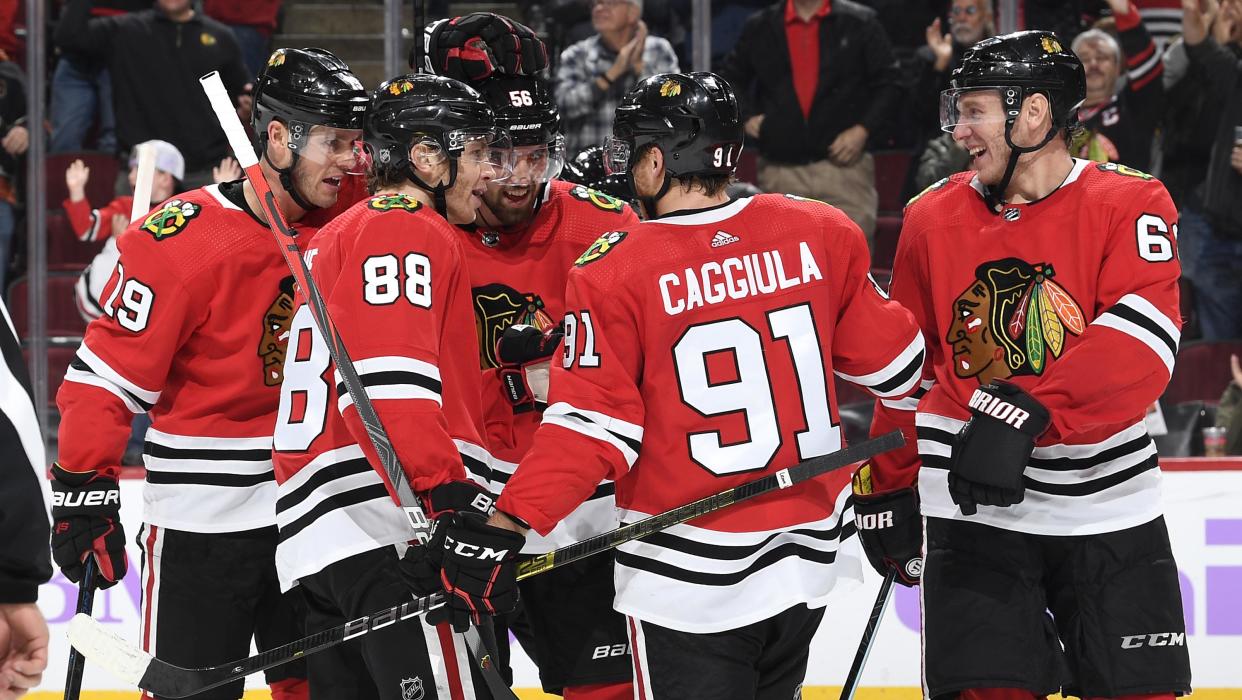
[449,72,639,700]
[858,31,1192,700]
[51,47,369,700]
[270,73,517,699]
[484,71,926,700]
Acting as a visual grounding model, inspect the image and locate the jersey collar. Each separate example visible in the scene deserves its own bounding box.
[968,157,1091,207]
[653,196,753,226]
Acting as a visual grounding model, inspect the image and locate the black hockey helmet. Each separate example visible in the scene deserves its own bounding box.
[252,48,369,210]
[562,146,632,203]
[475,74,565,184]
[365,73,511,216]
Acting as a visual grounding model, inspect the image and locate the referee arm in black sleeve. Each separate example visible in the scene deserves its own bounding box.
[0,296,51,695]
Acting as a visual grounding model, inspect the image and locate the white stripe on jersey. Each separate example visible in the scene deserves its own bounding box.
[612,487,864,634]
[881,378,935,412]
[542,402,644,467]
[914,412,1164,535]
[1128,47,1162,82]
[274,445,412,591]
[142,430,277,533]
[1093,293,1180,375]
[834,332,925,398]
[65,341,162,412]
[453,439,496,490]
[492,454,618,554]
[335,355,443,413]
[628,617,655,700]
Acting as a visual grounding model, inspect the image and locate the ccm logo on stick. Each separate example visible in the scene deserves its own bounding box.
[1120,632,1186,649]
[52,491,120,507]
[968,390,1032,429]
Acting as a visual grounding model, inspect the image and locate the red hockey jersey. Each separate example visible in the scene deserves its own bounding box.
[462,179,639,552]
[869,159,1182,536]
[56,183,310,533]
[271,193,492,590]
[497,194,925,633]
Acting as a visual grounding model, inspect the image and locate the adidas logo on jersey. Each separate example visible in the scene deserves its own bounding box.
[711,230,740,248]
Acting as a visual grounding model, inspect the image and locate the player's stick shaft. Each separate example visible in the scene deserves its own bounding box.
[130,142,156,223]
[62,557,97,700]
[838,569,897,700]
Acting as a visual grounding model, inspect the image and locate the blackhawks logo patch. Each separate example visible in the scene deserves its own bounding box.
[258,276,297,386]
[1096,162,1153,180]
[368,194,423,212]
[948,258,1085,383]
[906,177,949,208]
[659,79,682,98]
[569,185,626,213]
[267,50,286,68]
[142,199,201,240]
[575,230,628,266]
[472,284,556,369]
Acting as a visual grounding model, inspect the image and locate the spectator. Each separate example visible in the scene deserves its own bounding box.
[1182,0,1242,339]
[906,0,997,194]
[203,0,282,80]
[1217,354,1242,455]
[721,0,902,242]
[49,0,148,154]
[556,0,680,155]
[55,0,250,187]
[711,0,771,65]
[0,295,51,700]
[1069,0,1164,172]
[0,52,25,292]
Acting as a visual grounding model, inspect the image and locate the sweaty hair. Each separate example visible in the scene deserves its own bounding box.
[366,161,408,194]
[675,173,733,197]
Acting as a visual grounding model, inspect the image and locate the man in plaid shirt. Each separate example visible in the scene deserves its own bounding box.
[556,0,680,155]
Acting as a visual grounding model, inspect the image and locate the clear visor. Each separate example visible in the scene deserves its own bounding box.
[290,125,370,175]
[939,87,1009,134]
[602,135,632,176]
[500,138,567,186]
[452,128,516,182]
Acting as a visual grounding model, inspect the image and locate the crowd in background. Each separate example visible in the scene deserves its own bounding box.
[0,0,1237,453]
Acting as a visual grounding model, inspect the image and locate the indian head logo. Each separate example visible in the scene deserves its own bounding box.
[947,258,1085,384]
[472,283,556,369]
[258,276,297,386]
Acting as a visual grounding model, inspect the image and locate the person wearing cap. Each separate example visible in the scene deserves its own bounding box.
[556,0,680,155]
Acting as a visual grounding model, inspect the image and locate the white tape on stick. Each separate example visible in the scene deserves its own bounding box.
[129,142,156,223]
[199,71,259,168]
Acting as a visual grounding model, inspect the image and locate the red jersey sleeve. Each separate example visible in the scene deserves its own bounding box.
[56,227,206,478]
[1008,181,1182,442]
[319,211,469,494]
[867,210,938,492]
[63,196,133,243]
[497,264,646,535]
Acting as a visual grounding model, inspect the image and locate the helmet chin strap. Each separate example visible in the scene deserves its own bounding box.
[407,158,458,218]
[629,169,672,220]
[985,96,1059,213]
[261,136,320,212]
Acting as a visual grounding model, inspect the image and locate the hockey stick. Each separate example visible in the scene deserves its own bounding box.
[838,569,897,700]
[67,431,903,697]
[195,72,515,700]
[62,558,97,700]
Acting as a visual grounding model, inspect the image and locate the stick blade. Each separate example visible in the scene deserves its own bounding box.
[67,613,152,686]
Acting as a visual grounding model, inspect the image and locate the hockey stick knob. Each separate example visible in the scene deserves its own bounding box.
[67,613,152,686]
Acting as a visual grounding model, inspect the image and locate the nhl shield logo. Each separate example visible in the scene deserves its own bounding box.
[400,677,424,700]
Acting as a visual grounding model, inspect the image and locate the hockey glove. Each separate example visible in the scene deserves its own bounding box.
[497,324,563,413]
[426,513,524,632]
[418,13,549,82]
[50,463,128,589]
[948,381,1050,516]
[851,464,922,586]
[399,481,498,597]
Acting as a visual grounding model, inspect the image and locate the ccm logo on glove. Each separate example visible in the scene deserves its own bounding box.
[52,489,120,507]
[967,389,1032,429]
[444,535,513,562]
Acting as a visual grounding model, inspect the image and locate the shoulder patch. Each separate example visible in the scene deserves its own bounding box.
[575,230,628,266]
[142,199,201,241]
[367,194,423,212]
[568,185,627,214]
[906,177,949,208]
[1096,162,1153,180]
[783,193,832,207]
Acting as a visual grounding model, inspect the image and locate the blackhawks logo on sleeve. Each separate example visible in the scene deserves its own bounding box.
[568,185,626,214]
[142,199,201,240]
[947,258,1085,384]
[575,230,628,267]
[367,194,423,212]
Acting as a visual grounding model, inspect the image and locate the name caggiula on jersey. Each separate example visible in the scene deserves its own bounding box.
[658,241,825,316]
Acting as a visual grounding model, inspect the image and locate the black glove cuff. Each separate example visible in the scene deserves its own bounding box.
[423,481,496,521]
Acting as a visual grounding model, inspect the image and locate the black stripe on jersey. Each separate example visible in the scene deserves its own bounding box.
[335,371,442,398]
[70,358,155,411]
[1026,434,1153,472]
[460,451,494,486]
[915,425,954,470]
[278,483,393,543]
[144,441,273,463]
[1023,454,1159,497]
[1105,302,1178,357]
[637,520,850,561]
[565,410,643,455]
[275,457,373,514]
[616,535,852,588]
[870,349,925,395]
[80,268,106,315]
[145,470,275,487]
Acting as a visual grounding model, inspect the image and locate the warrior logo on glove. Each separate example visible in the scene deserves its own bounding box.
[947,257,1084,383]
